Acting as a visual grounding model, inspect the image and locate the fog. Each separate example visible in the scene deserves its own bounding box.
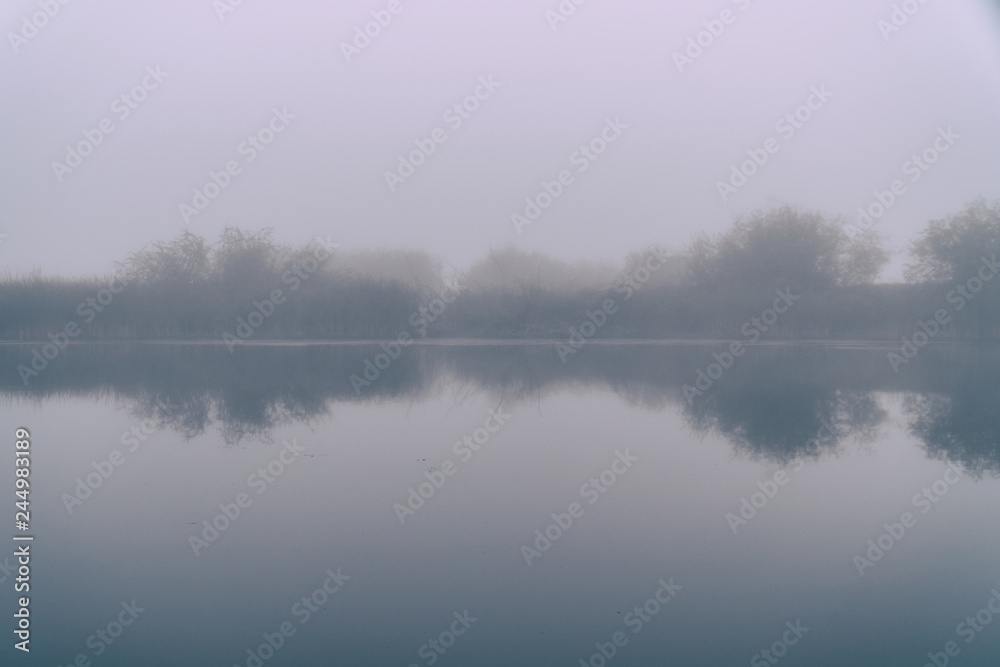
[6,7,1000,664]
[3,0,1000,282]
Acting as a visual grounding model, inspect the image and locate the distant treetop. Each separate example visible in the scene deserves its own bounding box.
[906,198,1000,283]
[685,205,888,291]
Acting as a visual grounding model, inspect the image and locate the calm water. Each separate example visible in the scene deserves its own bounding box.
[2,342,1000,666]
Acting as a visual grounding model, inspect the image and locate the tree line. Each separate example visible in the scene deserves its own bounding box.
[2,199,999,341]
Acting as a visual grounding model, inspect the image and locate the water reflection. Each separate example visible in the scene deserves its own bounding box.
[3,341,999,471]
[902,345,1000,475]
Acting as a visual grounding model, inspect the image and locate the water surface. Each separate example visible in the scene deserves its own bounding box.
[2,342,999,666]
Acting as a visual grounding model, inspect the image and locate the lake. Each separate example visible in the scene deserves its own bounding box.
[2,341,999,666]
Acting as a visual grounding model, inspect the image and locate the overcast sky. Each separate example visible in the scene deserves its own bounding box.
[2,0,999,280]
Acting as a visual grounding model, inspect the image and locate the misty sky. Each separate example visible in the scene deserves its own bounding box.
[3,0,1000,281]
